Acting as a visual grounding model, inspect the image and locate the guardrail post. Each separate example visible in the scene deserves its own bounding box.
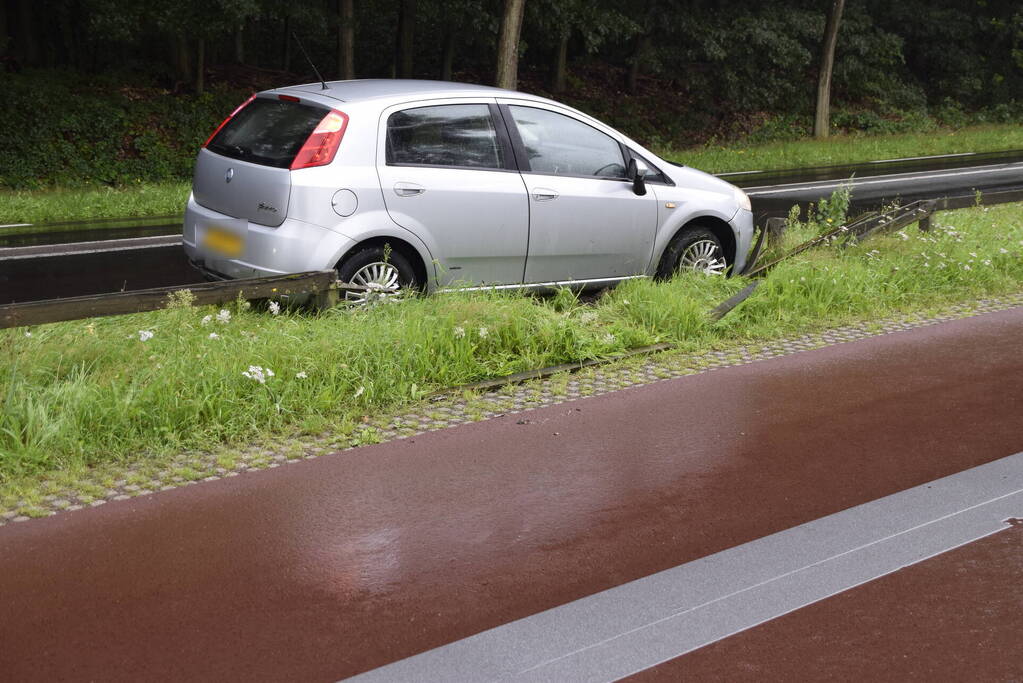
[765,217,787,247]
[313,283,340,311]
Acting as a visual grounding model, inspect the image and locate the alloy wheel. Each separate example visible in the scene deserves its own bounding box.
[344,261,402,304]
[678,239,727,275]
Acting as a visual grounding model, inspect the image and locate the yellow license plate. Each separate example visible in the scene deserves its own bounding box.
[202,227,244,257]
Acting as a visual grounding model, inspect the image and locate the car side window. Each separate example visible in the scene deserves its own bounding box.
[386,104,505,170]
[508,106,626,179]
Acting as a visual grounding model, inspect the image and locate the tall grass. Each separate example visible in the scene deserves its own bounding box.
[2,203,1021,480]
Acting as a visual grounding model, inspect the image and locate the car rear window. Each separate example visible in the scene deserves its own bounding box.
[207,98,329,169]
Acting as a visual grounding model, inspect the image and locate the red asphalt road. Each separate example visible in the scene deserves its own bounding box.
[1,308,1022,681]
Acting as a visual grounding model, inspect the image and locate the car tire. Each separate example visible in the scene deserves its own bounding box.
[656,227,728,279]
[337,245,419,303]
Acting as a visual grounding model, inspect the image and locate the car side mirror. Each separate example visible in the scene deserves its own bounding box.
[628,158,648,196]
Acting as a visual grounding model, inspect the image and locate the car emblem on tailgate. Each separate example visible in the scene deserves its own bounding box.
[225,168,234,183]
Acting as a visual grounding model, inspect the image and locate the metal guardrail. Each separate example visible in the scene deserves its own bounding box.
[0,271,342,329]
[5,188,1021,330]
[712,187,1023,320]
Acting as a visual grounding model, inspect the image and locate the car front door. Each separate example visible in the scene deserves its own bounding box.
[377,101,528,287]
[500,102,658,284]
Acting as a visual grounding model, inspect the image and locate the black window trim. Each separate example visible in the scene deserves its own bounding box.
[383,102,517,173]
[498,103,634,183]
[626,148,675,187]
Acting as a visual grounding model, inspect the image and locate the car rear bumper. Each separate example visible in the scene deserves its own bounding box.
[182,195,354,280]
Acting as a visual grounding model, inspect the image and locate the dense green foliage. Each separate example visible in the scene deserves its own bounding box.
[0,71,244,188]
[1,0,1021,188]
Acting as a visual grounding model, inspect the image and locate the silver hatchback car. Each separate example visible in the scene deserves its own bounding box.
[183,80,754,298]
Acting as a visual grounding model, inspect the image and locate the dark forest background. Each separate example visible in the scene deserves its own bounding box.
[1,0,1022,188]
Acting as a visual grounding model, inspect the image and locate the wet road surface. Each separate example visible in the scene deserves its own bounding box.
[1,308,1021,680]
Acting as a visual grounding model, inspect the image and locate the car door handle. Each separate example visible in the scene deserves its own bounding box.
[394,182,425,197]
[532,188,559,201]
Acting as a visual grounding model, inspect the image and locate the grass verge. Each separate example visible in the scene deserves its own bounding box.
[0,181,189,225]
[1,203,1022,497]
[659,124,1023,174]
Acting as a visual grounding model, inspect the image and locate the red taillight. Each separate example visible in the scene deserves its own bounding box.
[290,110,348,170]
[203,93,256,148]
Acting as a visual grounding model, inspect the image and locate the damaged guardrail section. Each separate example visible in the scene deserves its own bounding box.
[4,187,1022,331]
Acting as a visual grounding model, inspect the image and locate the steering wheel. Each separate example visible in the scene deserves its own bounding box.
[593,162,625,178]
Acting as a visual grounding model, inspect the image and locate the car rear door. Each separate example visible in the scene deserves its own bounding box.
[376,101,528,287]
[499,101,658,284]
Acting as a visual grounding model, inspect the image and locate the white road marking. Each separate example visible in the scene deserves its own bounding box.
[0,235,181,260]
[869,152,976,164]
[745,162,1023,195]
[346,452,1023,683]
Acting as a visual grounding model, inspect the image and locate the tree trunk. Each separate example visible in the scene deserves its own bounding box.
[626,34,650,93]
[396,0,415,78]
[172,34,191,86]
[337,0,355,79]
[1,1,10,56]
[234,25,244,64]
[813,0,845,138]
[58,4,76,67]
[196,37,205,94]
[441,29,455,81]
[495,0,525,89]
[551,30,568,93]
[16,0,37,65]
[283,15,291,71]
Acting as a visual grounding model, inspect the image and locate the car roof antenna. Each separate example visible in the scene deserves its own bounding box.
[292,32,329,90]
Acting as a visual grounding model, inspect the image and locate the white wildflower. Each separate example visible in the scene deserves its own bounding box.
[138,330,154,342]
[969,252,978,258]
[241,365,273,384]
[453,326,465,339]
[295,371,308,379]
[24,331,32,337]
[602,333,616,344]
[353,386,365,398]
[478,326,489,339]
[896,231,909,240]
[268,301,281,316]
[983,259,991,266]
[622,299,630,305]
[999,248,1009,254]
[208,332,220,339]
[962,264,971,271]
[201,314,213,326]
[216,309,232,324]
